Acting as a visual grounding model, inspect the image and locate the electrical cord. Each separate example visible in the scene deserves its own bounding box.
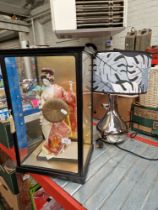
[114,144,158,161]
[123,119,139,138]
[96,138,158,161]
[128,131,138,138]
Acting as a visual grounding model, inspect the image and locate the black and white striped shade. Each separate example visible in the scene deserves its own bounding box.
[93,51,152,94]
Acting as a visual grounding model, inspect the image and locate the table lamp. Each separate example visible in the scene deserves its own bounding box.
[93,50,152,143]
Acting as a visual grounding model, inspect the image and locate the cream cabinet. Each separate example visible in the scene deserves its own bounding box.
[50,0,127,37]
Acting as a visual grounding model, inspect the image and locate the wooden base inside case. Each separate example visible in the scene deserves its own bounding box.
[22,142,91,173]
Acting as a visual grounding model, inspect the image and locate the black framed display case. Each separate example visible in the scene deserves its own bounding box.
[0,47,93,184]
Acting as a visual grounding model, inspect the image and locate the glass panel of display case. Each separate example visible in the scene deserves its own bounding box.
[0,67,8,111]
[2,47,94,183]
[82,52,92,167]
[0,67,12,149]
[5,55,79,173]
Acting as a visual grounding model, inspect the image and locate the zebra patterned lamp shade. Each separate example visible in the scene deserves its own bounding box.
[93,51,152,95]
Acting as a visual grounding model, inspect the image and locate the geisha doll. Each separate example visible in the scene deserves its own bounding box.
[39,68,77,158]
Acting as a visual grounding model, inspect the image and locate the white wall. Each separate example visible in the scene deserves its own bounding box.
[112,0,158,49]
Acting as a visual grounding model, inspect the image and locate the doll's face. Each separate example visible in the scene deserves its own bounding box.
[42,78,51,87]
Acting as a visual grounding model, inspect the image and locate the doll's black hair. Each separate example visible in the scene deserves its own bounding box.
[40,68,55,83]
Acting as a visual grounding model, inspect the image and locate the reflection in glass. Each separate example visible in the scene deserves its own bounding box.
[0,67,8,111]
[9,56,79,173]
[82,52,92,167]
[0,66,13,149]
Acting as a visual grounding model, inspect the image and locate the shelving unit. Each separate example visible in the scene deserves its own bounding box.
[0,143,86,210]
[1,129,158,210]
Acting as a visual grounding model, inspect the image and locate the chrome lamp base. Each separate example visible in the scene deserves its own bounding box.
[97,95,128,144]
